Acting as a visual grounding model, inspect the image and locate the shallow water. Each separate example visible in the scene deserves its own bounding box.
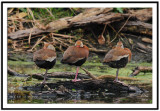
[8,60,152,104]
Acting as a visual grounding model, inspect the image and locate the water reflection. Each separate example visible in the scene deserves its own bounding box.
[8,88,152,104]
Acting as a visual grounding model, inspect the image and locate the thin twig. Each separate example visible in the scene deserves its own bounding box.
[27,8,35,26]
[28,28,33,45]
[90,28,97,39]
[69,8,76,15]
[52,33,75,39]
[106,29,112,46]
[110,15,131,43]
[89,48,108,53]
[45,8,55,19]
[27,8,36,21]
[54,37,69,47]
[108,24,122,38]
[101,24,107,35]
[80,67,98,80]
[30,36,46,51]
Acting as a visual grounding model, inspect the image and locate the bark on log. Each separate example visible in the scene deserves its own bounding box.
[8,8,113,39]
[8,27,45,40]
[7,68,91,80]
[136,42,152,52]
[129,66,152,77]
[8,8,152,40]
[141,38,152,44]
[121,33,152,58]
[114,21,152,36]
[33,72,90,80]
[8,66,28,77]
[129,8,152,22]
[89,48,108,53]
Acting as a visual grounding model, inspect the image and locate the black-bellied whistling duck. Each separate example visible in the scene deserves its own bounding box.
[61,40,89,82]
[33,42,56,84]
[103,41,132,82]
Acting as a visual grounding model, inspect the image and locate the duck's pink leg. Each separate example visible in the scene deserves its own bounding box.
[72,67,81,82]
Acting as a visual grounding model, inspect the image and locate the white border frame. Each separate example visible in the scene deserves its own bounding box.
[2,1,158,110]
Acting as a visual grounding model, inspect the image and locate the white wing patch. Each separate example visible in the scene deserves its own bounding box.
[71,58,84,63]
[46,57,56,62]
[115,54,129,61]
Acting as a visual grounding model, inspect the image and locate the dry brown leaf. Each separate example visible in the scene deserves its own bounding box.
[19,22,24,30]
[128,38,133,45]
[16,12,27,18]
[98,35,105,45]
[142,38,152,44]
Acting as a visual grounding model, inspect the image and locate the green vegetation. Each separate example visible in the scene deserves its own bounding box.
[9,8,80,25]
[113,8,124,13]
[8,59,152,104]
[8,60,152,83]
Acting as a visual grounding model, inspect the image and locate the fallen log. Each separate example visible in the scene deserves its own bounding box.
[136,42,152,52]
[141,38,152,44]
[8,8,152,47]
[129,66,152,77]
[8,27,45,40]
[8,66,28,77]
[8,66,143,82]
[7,67,91,80]
[32,72,90,80]
[114,21,152,37]
[129,8,152,22]
[8,8,123,40]
[89,48,108,53]
[9,80,146,102]
[23,79,144,93]
[8,67,145,93]
[8,65,89,78]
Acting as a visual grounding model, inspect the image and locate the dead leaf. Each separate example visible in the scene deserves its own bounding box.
[142,38,152,44]
[16,12,27,18]
[129,38,133,44]
[98,34,105,45]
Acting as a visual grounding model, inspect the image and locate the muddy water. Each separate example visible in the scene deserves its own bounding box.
[8,60,152,104]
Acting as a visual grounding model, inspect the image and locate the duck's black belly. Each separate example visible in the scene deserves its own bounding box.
[61,57,87,66]
[70,58,87,66]
[105,57,128,68]
[35,59,56,69]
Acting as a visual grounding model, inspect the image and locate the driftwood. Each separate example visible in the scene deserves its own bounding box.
[8,66,28,77]
[8,8,152,59]
[8,8,152,40]
[121,33,152,57]
[32,72,90,80]
[114,21,152,36]
[129,8,152,22]
[23,79,144,93]
[8,67,91,80]
[81,67,98,80]
[89,48,108,53]
[8,66,142,82]
[141,38,152,44]
[8,67,145,93]
[130,66,152,77]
